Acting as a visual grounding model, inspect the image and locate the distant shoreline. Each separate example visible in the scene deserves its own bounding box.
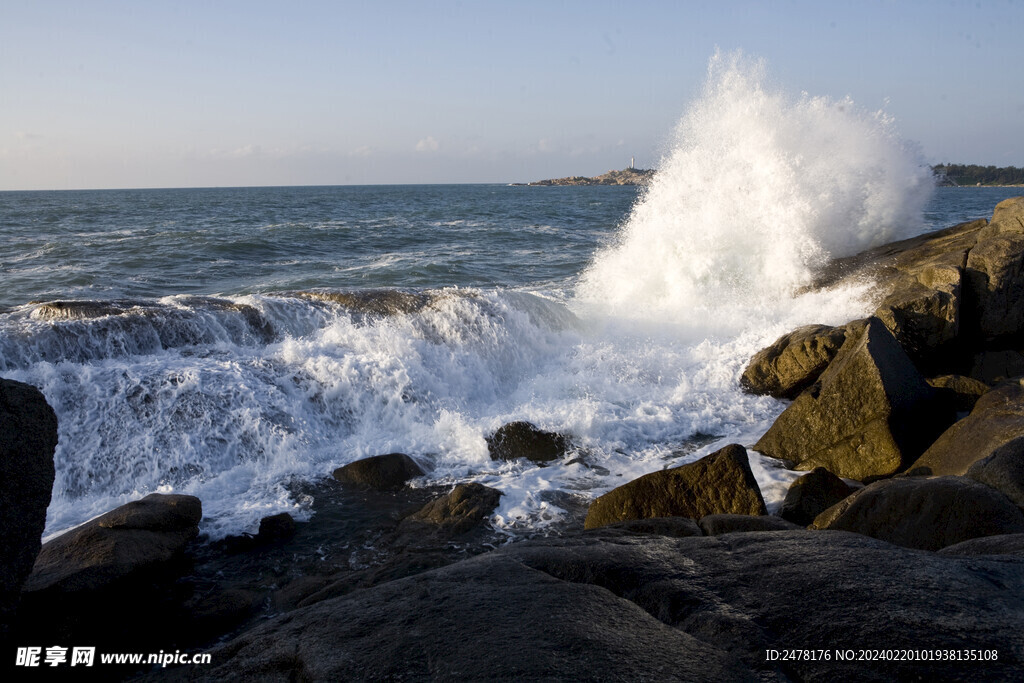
[514,167,655,187]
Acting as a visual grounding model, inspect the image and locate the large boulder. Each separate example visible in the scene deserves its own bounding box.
[740,324,849,399]
[584,444,766,530]
[332,452,425,491]
[908,378,1024,476]
[810,476,1024,551]
[964,197,1024,340]
[0,379,58,640]
[182,530,1024,682]
[486,421,569,464]
[754,318,946,480]
[24,493,202,595]
[778,467,854,526]
[17,493,202,649]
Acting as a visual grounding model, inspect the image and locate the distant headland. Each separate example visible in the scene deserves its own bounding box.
[514,167,656,187]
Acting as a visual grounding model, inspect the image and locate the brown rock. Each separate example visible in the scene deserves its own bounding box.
[754,318,946,480]
[399,483,502,537]
[740,324,849,399]
[583,444,767,530]
[778,467,855,526]
[909,378,1024,476]
[810,476,1024,551]
[965,198,1024,340]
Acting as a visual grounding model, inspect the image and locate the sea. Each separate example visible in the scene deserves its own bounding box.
[3,56,1022,540]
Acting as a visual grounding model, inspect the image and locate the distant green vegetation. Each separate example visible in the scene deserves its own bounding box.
[933,164,1024,186]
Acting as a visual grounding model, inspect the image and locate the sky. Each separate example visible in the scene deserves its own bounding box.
[1,0,1021,190]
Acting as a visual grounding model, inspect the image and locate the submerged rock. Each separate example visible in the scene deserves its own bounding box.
[332,452,425,491]
[740,323,849,399]
[778,467,854,526]
[486,421,570,464]
[754,318,946,480]
[0,378,57,640]
[583,444,766,530]
[810,476,1024,551]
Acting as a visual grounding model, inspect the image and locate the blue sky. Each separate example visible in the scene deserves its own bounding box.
[1,0,1021,189]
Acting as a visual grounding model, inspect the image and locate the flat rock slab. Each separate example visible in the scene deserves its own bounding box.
[179,530,1024,682]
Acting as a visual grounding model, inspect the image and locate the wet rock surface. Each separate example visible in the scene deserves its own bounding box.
[584,444,767,529]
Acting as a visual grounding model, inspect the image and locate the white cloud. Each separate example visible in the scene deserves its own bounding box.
[350,145,375,157]
[415,136,440,153]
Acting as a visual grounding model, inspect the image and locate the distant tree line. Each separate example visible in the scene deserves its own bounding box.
[933,164,1024,186]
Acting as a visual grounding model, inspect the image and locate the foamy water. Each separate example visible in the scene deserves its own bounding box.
[0,52,987,540]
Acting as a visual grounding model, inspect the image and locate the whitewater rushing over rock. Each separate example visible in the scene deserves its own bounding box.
[1,53,943,541]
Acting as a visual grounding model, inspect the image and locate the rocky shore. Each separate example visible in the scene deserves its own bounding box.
[520,167,655,186]
[4,198,1024,679]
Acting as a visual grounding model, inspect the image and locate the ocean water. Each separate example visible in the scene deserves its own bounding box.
[3,55,1022,539]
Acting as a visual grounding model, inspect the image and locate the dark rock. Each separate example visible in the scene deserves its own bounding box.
[965,437,1024,509]
[596,517,703,538]
[332,452,425,491]
[939,533,1024,557]
[969,349,1024,384]
[778,467,854,526]
[583,444,766,530]
[257,512,296,543]
[740,323,849,399]
[399,482,502,537]
[24,493,202,594]
[185,588,262,641]
[927,373,989,412]
[17,493,201,650]
[485,421,569,463]
[909,378,1024,476]
[0,378,57,640]
[185,530,1024,682]
[697,514,800,535]
[754,318,947,480]
[810,476,1024,551]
